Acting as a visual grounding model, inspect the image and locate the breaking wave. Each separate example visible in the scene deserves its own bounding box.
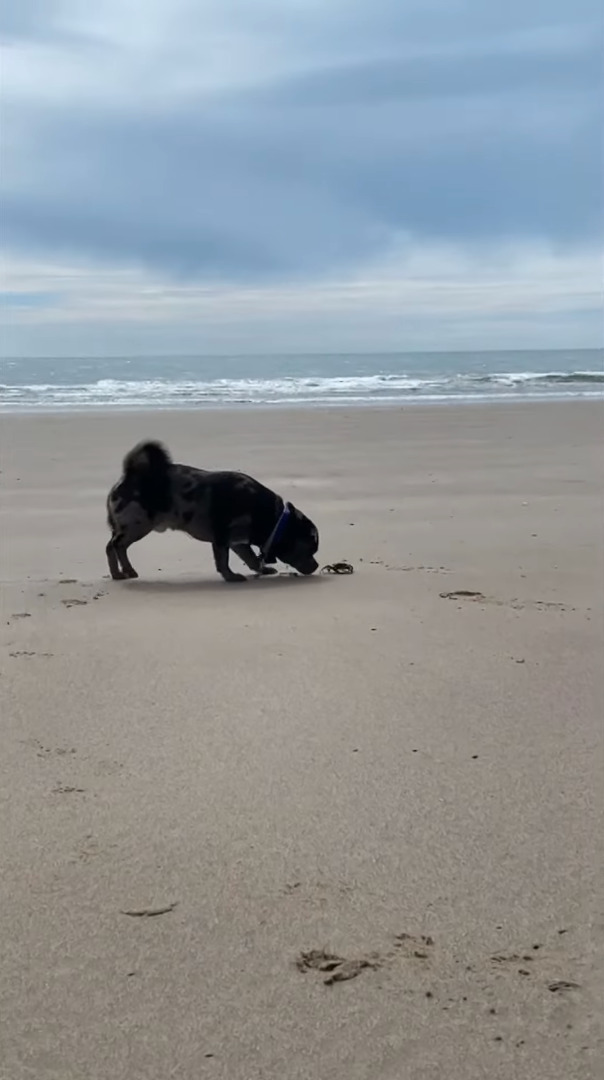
[1,367,602,410]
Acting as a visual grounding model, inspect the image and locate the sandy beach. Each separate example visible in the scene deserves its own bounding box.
[0,402,602,1080]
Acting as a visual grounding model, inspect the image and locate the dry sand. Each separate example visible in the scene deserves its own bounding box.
[0,402,602,1079]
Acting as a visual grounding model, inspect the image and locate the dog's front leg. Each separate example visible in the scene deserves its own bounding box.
[231,543,278,576]
[212,542,246,582]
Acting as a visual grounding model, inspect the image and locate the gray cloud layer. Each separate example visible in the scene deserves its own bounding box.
[2,0,602,282]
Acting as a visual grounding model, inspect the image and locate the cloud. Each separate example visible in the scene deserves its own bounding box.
[1,243,601,355]
[0,0,602,353]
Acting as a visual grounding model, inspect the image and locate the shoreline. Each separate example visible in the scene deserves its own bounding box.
[1,393,602,417]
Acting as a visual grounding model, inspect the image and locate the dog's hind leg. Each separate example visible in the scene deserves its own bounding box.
[112,521,153,579]
[231,543,278,576]
[106,536,125,580]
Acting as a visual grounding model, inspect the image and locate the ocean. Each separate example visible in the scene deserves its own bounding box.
[1,349,602,411]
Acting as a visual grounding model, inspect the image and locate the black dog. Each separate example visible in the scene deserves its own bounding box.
[106,441,320,582]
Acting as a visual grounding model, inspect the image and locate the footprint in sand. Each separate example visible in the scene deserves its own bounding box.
[388,565,452,574]
[19,738,76,757]
[490,952,537,977]
[38,743,76,758]
[393,933,435,959]
[9,650,54,658]
[439,590,572,612]
[296,933,436,987]
[296,948,380,985]
[440,590,484,600]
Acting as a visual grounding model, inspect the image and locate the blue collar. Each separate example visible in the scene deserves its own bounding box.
[260,502,291,566]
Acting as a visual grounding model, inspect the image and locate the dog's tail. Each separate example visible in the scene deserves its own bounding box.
[123,441,172,514]
[123,441,172,478]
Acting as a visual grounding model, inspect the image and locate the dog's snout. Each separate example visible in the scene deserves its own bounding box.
[300,557,319,576]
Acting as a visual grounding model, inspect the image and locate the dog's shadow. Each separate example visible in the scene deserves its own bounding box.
[121,573,329,596]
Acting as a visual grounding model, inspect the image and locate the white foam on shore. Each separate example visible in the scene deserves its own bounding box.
[1,369,603,410]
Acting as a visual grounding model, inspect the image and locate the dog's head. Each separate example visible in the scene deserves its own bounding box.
[267,503,319,575]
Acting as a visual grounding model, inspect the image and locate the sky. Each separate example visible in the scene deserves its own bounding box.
[1,0,602,357]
